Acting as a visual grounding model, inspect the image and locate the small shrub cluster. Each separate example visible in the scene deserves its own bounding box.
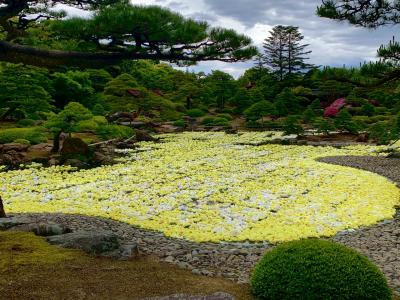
[173,120,186,127]
[74,116,108,132]
[282,116,304,135]
[251,239,392,300]
[216,113,233,120]
[12,139,31,146]
[368,121,396,145]
[17,119,37,127]
[0,127,47,144]
[334,109,361,134]
[186,109,206,118]
[95,124,134,140]
[201,117,231,127]
[313,117,336,135]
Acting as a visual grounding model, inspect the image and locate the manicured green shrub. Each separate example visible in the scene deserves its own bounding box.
[334,109,361,134]
[244,101,276,121]
[0,127,47,144]
[352,116,372,124]
[361,103,376,116]
[246,120,263,128]
[220,108,233,114]
[12,139,31,146]
[346,95,367,107]
[173,120,186,127]
[92,103,106,116]
[201,117,230,127]
[174,103,187,113]
[302,106,317,123]
[74,119,99,132]
[274,88,301,117]
[17,119,37,127]
[216,113,233,120]
[251,239,392,300]
[368,121,396,145]
[313,117,336,135]
[375,107,388,114]
[282,116,304,135]
[92,116,108,125]
[369,115,391,123]
[95,124,134,140]
[186,109,206,118]
[309,99,321,110]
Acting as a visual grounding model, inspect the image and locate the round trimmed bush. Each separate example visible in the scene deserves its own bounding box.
[173,120,186,127]
[202,117,230,127]
[251,239,391,300]
[186,109,206,118]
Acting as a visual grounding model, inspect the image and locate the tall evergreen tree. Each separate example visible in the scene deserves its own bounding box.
[263,25,314,80]
[263,26,287,80]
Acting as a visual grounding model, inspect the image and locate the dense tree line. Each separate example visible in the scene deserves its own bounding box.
[1,1,400,149]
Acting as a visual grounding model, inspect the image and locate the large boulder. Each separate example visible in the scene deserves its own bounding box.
[134,129,157,142]
[0,143,29,152]
[28,143,53,152]
[46,231,120,255]
[60,137,89,156]
[9,222,68,236]
[0,143,29,166]
[93,151,114,165]
[0,216,32,229]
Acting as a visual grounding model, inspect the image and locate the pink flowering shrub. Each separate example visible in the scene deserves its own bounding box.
[324,98,346,117]
[324,107,339,117]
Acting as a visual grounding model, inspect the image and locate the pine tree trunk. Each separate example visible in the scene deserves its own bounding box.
[0,197,6,218]
[51,131,62,153]
[288,35,292,76]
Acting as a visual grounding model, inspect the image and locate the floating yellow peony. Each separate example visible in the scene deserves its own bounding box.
[1,132,399,243]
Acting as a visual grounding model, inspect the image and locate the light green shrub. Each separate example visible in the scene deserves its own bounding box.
[201,117,231,127]
[187,109,206,118]
[12,139,31,146]
[0,127,47,144]
[95,125,134,140]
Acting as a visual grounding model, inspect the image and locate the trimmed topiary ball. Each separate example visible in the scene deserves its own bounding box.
[251,239,391,300]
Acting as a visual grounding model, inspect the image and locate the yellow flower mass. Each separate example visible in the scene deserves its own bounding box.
[1,132,399,243]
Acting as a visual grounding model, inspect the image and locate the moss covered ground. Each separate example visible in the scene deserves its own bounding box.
[0,231,251,299]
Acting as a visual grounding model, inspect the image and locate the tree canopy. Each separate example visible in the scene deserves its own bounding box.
[317,0,400,28]
[0,1,257,68]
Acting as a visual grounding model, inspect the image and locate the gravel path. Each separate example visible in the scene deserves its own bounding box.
[11,155,400,295]
[318,155,400,184]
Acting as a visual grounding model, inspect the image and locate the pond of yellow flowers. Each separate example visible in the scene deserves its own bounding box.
[1,132,399,243]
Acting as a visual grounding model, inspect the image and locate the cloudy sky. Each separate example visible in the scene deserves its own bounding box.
[67,0,399,77]
[128,0,400,77]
